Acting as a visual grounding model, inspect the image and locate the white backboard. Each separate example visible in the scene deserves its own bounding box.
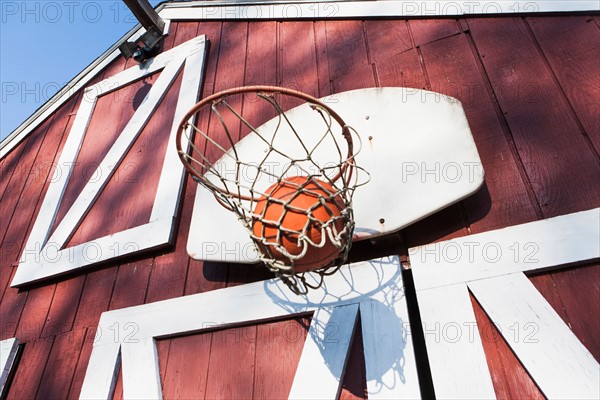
[187,87,484,262]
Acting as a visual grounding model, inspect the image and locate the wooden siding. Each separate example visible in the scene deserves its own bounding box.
[0,15,598,399]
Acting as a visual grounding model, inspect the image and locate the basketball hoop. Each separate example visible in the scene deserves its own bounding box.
[176,86,368,294]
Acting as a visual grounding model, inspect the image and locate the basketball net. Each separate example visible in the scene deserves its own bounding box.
[176,86,368,294]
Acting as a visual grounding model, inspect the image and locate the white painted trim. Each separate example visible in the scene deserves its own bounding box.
[161,0,600,20]
[79,344,121,400]
[360,299,421,399]
[13,219,173,285]
[0,338,20,396]
[121,338,163,400]
[12,36,208,287]
[289,304,359,399]
[409,208,600,400]
[416,284,495,400]
[469,273,600,400]
[410,207,600,290]
[80,257,421,399]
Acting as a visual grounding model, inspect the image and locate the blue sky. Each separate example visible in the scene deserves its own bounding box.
[1,0,162,141]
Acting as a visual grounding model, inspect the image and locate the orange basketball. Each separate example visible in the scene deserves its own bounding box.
[252,176,346,273]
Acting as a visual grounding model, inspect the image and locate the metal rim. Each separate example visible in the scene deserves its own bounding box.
[175,85,355,201]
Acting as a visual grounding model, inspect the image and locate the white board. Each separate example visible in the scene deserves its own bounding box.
[188,87,484,262]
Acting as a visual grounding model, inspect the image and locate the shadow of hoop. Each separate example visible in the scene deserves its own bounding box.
[263,256,410,395]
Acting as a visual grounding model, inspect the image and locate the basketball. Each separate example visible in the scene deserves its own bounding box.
[252,176,347,273]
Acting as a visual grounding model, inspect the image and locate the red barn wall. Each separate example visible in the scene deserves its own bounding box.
[0,15,598,399]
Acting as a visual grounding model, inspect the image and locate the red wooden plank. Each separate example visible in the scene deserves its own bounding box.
[467,17,600,218]
[0,135,28,201]
[155,339,171,386]
[364,20,412,65]
[0,133,48,324]
[325,21,371,87]
[225,264,274,288]
[145,249,188,303]
[527,16,600,154]
[0,123,52,292]
[204,325,257,399]
[108,259,153,310]
[239,21,278,135]
[35,328,86,399]
[14,285,56,342]
[159,334,212,399]
[409,19,461,47]
[314,21,331,97]
[340,315,367,400]
[67,327,101,399]
[72,268,117,331]
[196,21,223,99]
[365,26,426,89]
[0,116,55,254]
[526,272,567,325]
[331,57,375,101]
[254,317,310,399]
[371,45,425,89]
[208,19,247,148]
[5,337,54,399]
[0,269,26,340]
[185,261,228,295]
[376,48,427,95]
[325,21,375,93]
[214,22,248,94]
[471,295,544,400]
[405,205,469,248]
[280,21,319,98]
[419,32,539,233]
[101,48,134,78]
[40,275,86,337]
[530,264,600,361]
[62,269,116,397]
[193,22,248,184]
